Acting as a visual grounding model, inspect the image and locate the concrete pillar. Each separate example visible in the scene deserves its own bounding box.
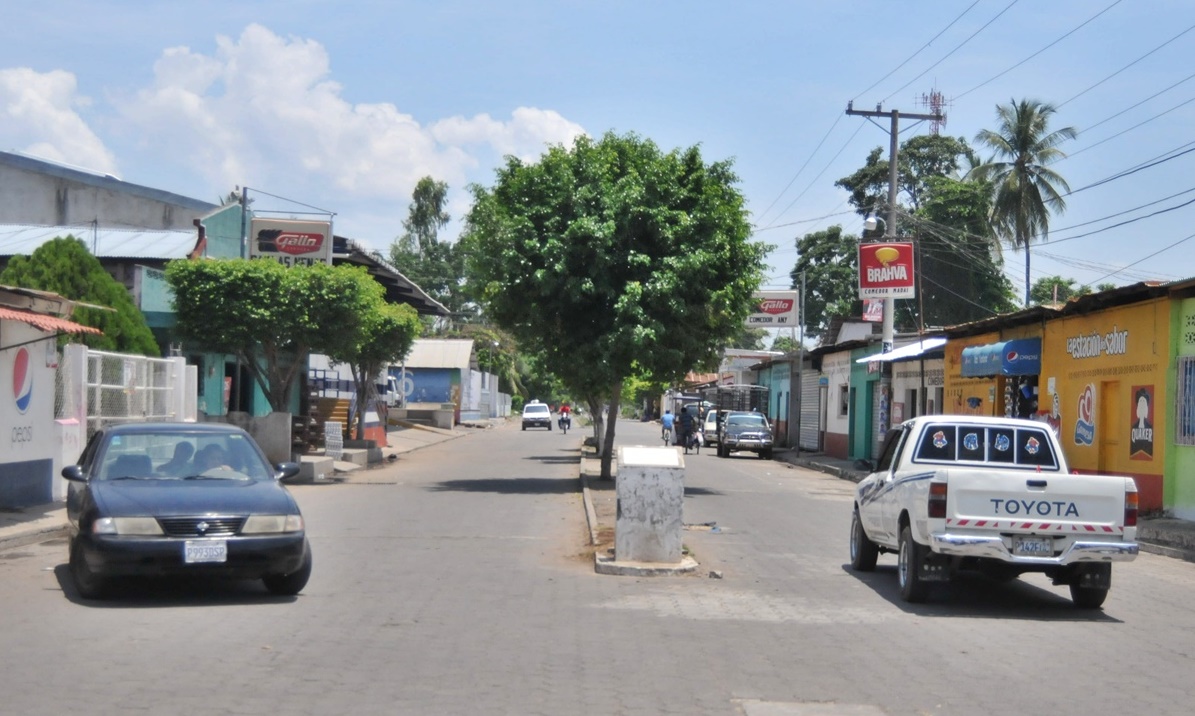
[615,446,685,563]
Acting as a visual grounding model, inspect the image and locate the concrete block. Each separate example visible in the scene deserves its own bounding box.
[339,448,369,466]
[615,446,685,564]
[296,456,334,483]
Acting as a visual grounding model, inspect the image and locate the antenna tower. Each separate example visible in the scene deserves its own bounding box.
[918,89,950,135]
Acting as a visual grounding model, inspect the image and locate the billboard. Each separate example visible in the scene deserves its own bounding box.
[858,242,915,299]
[746,291,799,327]
[249,218,333,266]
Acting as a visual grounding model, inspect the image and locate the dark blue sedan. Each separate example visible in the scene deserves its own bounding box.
[63,422,312,599]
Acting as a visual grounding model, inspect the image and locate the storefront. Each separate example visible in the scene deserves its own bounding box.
[944,328,1042,419]
[1042,298,1168,512]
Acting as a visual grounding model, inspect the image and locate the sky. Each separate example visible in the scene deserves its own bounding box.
[3,0,1194,311]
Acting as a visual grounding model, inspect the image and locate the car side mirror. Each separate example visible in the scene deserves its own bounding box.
[274,462,302,482]
[61,464,86,482]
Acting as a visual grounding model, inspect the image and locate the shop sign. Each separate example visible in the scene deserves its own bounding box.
[1074,383,1095,446]
[1066,326,1128,359]
[858,242,915,299]
[1130,385,1154,460]
[745,291,798,327]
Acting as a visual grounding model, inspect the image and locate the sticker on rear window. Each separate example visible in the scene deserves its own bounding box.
[994,434,1011,452]
[963,432,979,451]
[932,431,948,448]
[1025,436,1040,455]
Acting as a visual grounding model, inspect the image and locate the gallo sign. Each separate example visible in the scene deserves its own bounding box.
[250,218,333,266]
[745,291,799,327]
[858,242,915,299]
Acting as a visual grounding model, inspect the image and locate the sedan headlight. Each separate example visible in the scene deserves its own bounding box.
[242,514,305,534]
[92,517,164,535]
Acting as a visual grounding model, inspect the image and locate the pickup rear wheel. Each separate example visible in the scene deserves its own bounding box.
[898,526,930,603]
[849,508,878,571]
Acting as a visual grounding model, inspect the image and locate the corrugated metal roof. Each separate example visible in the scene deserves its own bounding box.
[0,224,199,260]
[0,306,102,335]
[402,339,475,370]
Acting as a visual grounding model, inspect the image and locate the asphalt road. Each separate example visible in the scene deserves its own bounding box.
[1,418,1193,715]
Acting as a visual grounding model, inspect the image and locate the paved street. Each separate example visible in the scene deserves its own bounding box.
[1,418,1194,715]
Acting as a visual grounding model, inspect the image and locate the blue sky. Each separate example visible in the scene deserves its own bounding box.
[3,1,1194,306]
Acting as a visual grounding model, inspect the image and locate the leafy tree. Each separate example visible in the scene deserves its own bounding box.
[771,334,801,353]
[729,325,768,350]
[835,135,975,215]
[0,236,160,355]
[911,176,1017,327]
[323,279,422,440]
[1029,275,1115,305]
[789,225,860,339]
[165,259,376,412]
[389,177,468,320]
[970,99,1077,305]
[462,131,767,477]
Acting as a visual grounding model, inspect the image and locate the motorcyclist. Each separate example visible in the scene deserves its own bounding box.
[559,403,572,431]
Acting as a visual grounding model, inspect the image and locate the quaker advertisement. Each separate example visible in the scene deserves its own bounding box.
[858,242,915,299]
[1130,384,1154,461]
[250,218,333,266]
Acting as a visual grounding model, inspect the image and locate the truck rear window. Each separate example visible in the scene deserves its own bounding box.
[913,424,1058,470]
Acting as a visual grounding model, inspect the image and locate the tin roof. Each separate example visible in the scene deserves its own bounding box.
[0,224,199,260]
[402,339,475,371]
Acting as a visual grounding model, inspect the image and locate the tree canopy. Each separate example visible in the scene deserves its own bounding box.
[462,131,768,476]
[322,281,422,439]
[0,236,160,356]
[970,98,1077,304]
[389,176,469,320]
[165,259,378,412]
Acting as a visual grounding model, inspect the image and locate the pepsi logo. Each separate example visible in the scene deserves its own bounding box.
[12,346,32,414]
[1006,350,1019,361]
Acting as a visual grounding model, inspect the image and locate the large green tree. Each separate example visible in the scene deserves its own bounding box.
[1029,275,1117,305]
[462,131,768,477]
[789,225,860,340]
[969,99,1077,305]
[0,236,160,355]
[323,283,422,440]
[389,176,468,320]
[165,259,377,412]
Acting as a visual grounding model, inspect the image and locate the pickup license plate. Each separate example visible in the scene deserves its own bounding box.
[184,540,227,564]
[1012,536,1053,557]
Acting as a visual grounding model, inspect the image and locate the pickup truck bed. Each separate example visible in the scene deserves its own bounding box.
[850,415,1138,609]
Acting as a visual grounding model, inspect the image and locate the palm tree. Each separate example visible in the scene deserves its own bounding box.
[969,99,1077,305]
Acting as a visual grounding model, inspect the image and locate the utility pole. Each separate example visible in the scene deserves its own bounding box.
[844,102,943,354]
[845,102,943,444]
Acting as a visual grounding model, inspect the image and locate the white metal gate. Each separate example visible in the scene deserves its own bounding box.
[56,344,197,440]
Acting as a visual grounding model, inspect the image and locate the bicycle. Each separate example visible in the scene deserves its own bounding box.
[662,426,673,446]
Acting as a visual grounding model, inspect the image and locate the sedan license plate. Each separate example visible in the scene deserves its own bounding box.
[1012,536,1053,557]
[184,540,227,564]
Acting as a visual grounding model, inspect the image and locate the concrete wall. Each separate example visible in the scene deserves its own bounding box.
[820,350,852,459]
[0,151,214,230]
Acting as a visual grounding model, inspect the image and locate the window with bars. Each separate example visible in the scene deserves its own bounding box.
[1177,356,1195,446]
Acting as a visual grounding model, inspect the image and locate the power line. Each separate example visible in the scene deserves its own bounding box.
[881,0,1020,103]
[1064,143,1195,195]
[851,0,981,101]
[1084,70,1195,133]
[755,115,842,226]
[1058,20,1195,108]
[758,122,867,229]
[956,0,1123,100]
[1086,231,1195,284]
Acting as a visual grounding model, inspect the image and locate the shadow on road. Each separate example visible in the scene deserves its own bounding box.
[54,565,299,608]
[841,563,1124,622]
[429,477,580,495]
[523,454,582,465]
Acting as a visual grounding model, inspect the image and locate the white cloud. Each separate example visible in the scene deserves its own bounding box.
[0,67,118,174]
[120,24,586,204]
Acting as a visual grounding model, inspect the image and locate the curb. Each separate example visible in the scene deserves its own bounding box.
[594,553,699,576]
[0,524,68,552]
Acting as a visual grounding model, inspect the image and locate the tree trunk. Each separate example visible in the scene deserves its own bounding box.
[586,396,605,457]
[600,380,623,480]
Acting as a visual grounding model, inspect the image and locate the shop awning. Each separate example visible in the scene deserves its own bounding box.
[0,306,102,336]
[855,337,946,363]
[960,337,1041,377]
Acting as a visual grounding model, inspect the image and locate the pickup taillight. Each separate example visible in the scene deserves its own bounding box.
[928,482,948,519]
[1125,487,1138,528]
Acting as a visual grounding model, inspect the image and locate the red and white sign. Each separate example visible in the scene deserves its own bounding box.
[745,291,799,327]
[858,242,915,299]
[250,218,333,266]
[863,299,884,322]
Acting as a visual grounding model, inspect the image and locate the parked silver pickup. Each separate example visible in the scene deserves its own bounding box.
[850,415,1139,609]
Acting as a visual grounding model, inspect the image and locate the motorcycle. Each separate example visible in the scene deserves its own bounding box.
[558,412,571,433]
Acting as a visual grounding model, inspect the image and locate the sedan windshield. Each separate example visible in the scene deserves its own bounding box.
[98,431,273,482]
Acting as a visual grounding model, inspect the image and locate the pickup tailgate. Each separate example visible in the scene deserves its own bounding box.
[944,468,1132,536]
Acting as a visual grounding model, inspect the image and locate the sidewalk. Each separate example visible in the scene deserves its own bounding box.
[0,421,483,552]
[770,447,1195,564]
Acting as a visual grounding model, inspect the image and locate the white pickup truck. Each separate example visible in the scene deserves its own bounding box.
[850,415,1139,609]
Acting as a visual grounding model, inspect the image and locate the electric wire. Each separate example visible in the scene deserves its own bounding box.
[955,0,1123,101]
[755,115,844,226]
[756,122,867,230]
[1058,21,1195,109]
[1083,70,1195,133]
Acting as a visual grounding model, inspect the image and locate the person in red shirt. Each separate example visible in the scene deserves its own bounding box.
[559,403,572,431]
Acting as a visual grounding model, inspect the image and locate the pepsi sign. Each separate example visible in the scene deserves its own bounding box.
[12,347,32,414]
